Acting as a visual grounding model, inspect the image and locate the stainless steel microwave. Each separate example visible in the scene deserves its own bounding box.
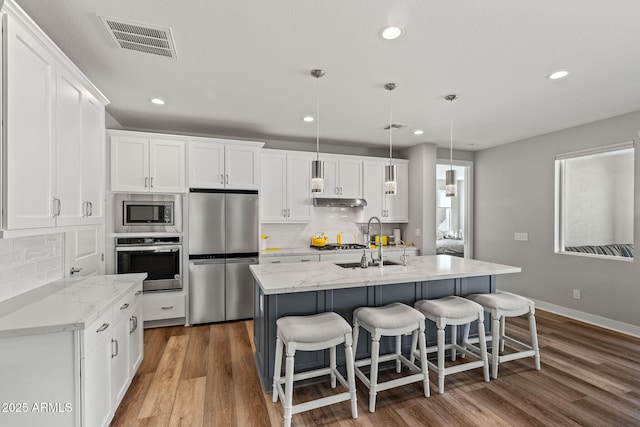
[114,194,183,233]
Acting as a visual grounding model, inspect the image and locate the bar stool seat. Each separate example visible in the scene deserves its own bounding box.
[273,312,357,427]
[465,292,541,379]
[352,303,429,413]
[412,296,490,394]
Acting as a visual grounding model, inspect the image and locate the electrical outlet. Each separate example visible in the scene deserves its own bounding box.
[514,232,529,241]
[573,289,581,300]
[415,228,421,237]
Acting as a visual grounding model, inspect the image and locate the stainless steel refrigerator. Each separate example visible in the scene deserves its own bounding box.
[188,189,259,324]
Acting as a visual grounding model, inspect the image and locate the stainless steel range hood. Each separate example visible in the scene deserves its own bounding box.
[313,198,368,208]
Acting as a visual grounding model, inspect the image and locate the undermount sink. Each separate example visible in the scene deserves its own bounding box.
[335,260,400,269]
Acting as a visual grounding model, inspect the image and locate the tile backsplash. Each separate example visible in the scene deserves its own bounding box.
[261,208,402,248]
[0,234,64,303]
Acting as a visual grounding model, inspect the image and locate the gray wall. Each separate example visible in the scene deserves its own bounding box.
[406,143,438,252]
[475,109,640,328]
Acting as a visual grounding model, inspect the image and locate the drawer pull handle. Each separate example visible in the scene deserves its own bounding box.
[96,323,109,333]
[135,290,143,296]
[120,303,129,310]
[301,259,311,262]
[271,260,281,264]
[161,305,174,310]
[112,339,118,358]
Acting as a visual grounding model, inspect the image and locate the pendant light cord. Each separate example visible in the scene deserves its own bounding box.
[388,86,393,165]
[449,98,453,170]
[316,75,320,161]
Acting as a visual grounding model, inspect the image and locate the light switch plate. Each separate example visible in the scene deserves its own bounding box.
[514,232,529,241]
[415,228,421,237]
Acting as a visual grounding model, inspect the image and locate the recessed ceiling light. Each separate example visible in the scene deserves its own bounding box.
[382,26,403,40]
[150,98,165,105]
[303,116,314,122]
[413,130,424,135]
[548,70,570,80]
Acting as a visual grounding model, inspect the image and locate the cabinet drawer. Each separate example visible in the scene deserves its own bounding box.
[83,309,113,355]
[112,288,136,324]
[143,291,185,321]
[259,255,320,264]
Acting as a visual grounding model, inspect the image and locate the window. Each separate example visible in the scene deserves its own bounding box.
[555,142,634,260]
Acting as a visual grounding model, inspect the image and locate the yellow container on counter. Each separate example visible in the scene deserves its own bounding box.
[373,235,388,246]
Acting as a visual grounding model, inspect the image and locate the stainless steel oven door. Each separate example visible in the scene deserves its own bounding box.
[116,245,182,292]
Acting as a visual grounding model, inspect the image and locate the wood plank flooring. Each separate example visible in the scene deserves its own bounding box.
[110,310,640,426]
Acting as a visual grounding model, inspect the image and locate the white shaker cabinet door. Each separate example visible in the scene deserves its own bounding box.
[320,157,339,196]
[188,140,225,189]
[149,139,186,193]
[111,136,149,192]
[81,91,105,223]
[338,158,363,199]
[129,299,144,374]
[226,144,260,190]
[83,330,112,427]
[4,14,57,229]
[386,161,409,222]
[362,160,384,219]
[55,67,84,226]
[287,153,313,221]
[260,152,287,221]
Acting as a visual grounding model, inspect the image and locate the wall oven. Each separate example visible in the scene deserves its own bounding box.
[116,236,182,292]
[114,194,183,233]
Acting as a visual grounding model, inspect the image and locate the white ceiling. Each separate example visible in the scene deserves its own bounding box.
[15,0,640,151]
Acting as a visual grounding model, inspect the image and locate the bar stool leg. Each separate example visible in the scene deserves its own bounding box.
[451,324,458,361]
[418,326,430,397]
[529,309,541,370]
[477,315,490,382]
[272,337,283,403]
[330,345,337,388]
[491,311,501,379]
[344,335,358,419]
[409,330,418,364]
[369,336,380,412]
[436,322,446,394]
[395,335,402,373]
[283,349,295,427]
[352,323,360,359]
[500,316,506,352]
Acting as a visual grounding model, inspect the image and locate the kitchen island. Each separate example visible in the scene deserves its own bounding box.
[249,255,520,391]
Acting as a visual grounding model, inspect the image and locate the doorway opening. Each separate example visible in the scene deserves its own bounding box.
[436,161,473,258]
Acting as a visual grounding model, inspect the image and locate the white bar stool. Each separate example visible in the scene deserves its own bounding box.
[272,312,357,427]
[412,296,490,394]
[465,292,541,379]
[352,302,429,413]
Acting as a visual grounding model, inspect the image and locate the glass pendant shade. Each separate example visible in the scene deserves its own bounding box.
[384,163,397,195]
[445,169,457,197]
[311,159,324,193]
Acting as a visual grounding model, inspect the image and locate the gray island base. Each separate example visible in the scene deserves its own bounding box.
[250,255,521,392]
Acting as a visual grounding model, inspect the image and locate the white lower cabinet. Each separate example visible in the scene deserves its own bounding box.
[129,298,144,373]
[142,290,186,322]
[0,278,144,427]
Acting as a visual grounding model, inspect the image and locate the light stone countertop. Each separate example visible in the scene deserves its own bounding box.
[259,245,419,258]
[250,255,520,295]
[0,273,147,338]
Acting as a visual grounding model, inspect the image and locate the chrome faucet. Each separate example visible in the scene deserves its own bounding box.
[399,240,408,266]
[367,216,383,266]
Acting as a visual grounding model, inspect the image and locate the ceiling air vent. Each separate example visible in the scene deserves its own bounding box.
[383,123,408,130]
[98,15,178,59]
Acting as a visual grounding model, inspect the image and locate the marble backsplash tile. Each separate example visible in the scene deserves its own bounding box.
[261,208,402,248]
[0,234,64,303]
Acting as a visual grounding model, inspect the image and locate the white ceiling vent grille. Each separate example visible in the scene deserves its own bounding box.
[98,15,178,59]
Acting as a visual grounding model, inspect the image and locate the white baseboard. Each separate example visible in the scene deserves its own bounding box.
[531,299,640,339]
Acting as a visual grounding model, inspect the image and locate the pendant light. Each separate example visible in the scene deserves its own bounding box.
[445,94,457,197]
[310,69,325,193]
[384,83,397,195]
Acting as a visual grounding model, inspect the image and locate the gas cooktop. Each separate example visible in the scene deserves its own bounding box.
[310,243,367,251]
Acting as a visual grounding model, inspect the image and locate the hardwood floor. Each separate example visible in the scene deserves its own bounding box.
[110,310,640,426]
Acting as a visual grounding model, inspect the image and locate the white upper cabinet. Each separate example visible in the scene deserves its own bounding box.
[4,13,57,229]
[188,141,225,189]
[260,150,312,222]
[188,139,262,190]
[149,139,186,193]
[109,132,186,193]
[2,5,108,232]
[319,155,363,198]
[362,159,409,223]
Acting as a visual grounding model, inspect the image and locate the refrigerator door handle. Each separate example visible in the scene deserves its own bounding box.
[191,259,226,265]
[226,258,258,264]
